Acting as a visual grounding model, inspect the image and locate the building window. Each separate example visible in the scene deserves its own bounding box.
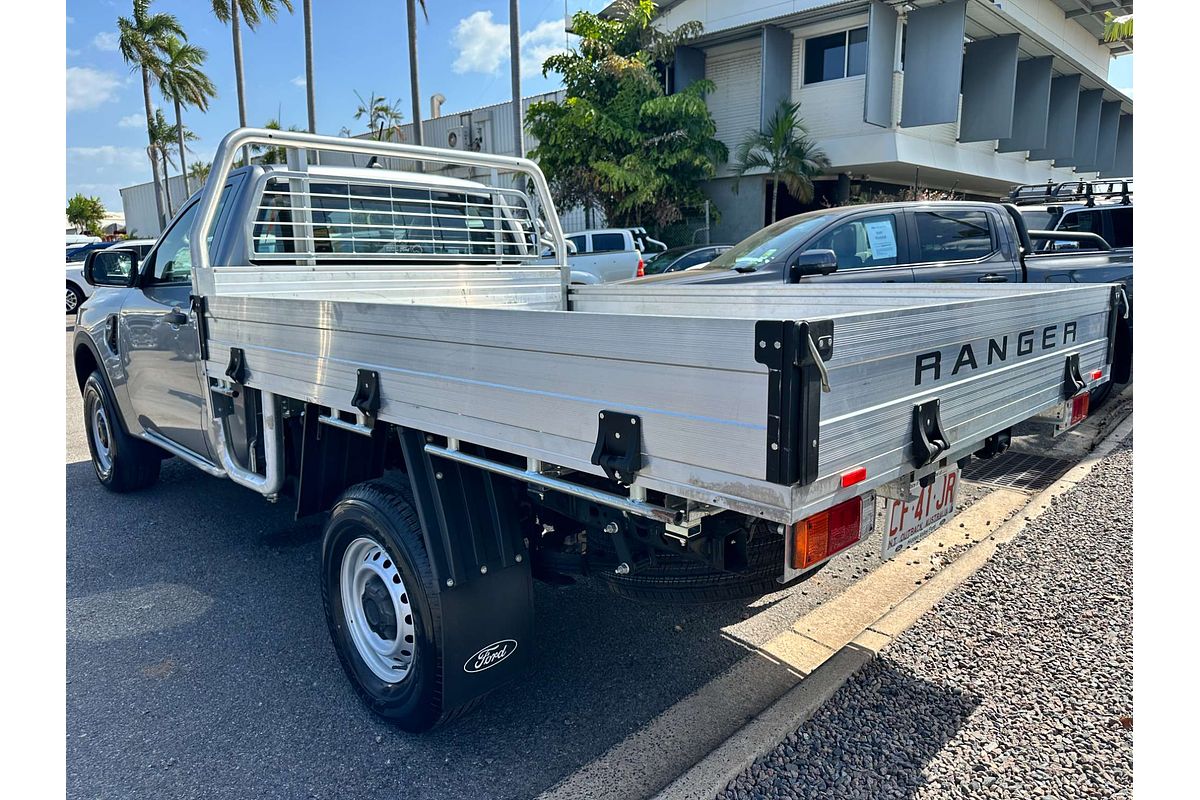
[804,27,868,85]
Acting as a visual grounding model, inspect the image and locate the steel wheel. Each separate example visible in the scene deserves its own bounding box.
[89,398,114,478]
[339,535,417,683]
[66,286,80,314]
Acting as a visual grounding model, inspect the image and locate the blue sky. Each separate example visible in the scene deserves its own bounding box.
[66,1,1133,211]
[66,0,608,209]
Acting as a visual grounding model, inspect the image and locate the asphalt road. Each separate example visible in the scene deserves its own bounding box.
[64,323,1124,800]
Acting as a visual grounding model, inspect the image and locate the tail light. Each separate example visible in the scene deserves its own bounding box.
[1069,391,1090,426]
[791,496,873,571]
[636,258,645,278]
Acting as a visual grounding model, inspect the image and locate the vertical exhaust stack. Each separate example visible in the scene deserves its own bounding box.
[430,93,446,120]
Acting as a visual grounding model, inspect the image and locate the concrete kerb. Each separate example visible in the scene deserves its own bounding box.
[655,411,1134,800]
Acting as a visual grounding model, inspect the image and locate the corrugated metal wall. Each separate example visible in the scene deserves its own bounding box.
[120,174,191,238]
[705,41,763,173]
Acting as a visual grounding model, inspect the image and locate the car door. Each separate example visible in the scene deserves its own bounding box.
[120,181,237,458]
[905,207,1020,283]
[801,211,915,283]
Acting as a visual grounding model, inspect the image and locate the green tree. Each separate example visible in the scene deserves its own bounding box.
[354,90,404,141]
[66,194,107,235]
[730,100,830,224]
[158,36,216,197]
[118,0,186,229]
[211,0,294,162]
[526,0,727,232]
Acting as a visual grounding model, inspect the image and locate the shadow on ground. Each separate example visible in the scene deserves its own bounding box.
[66,458,810,800]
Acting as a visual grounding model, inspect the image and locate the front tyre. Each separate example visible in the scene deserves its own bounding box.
[83,372,160,492]
[322,480,456,732]
[66,283,83,314]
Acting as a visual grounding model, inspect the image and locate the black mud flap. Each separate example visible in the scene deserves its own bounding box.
[398,429,534,710]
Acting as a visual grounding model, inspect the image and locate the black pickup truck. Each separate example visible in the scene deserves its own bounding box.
[640,200,1132,397]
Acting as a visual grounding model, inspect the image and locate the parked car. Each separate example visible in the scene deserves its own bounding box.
[642,244,732,275]
[637,200,1132,405]
[66,241,116,263]
[67,234,101,248]
[1010,178,1132,252]
[67,238,156,313]
[561,228,649,284]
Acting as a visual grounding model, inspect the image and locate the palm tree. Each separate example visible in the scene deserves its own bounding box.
[158,36,217,197]
[118,0,185,230]
[406,1,428,146]
[189,160,213,187]
[252,118,303,163]
[211,0,294,162]
[731,100,831,225]
[303,0,316,132]
[354,91,404,141]
[148,109,197,215]
[1103,11,1133,43]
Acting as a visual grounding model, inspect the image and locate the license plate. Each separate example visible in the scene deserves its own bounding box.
[882,468,959,559]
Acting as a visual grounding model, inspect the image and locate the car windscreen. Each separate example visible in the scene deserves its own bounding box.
[642,248,688,274]
[706,213,835,272]
[1019,209,1059,231]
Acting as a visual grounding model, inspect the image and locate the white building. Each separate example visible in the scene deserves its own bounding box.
[648,0,1133,241]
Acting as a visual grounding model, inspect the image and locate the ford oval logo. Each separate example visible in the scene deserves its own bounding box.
[464,639,517,673]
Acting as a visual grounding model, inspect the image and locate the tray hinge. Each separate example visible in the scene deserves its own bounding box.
[912,398,950,468]
[351,369,382,423]
[1062,353,1086,398]
[190,294,210,361]
[755,319,833,486]
[590,411,642,487]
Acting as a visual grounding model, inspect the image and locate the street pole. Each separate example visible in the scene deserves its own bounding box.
[407,0,423,146]
[510,0,525,158]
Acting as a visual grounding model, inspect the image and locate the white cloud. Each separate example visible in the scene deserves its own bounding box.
[451,12,571,79]
[117,113,145,128]
[93,31,120,52]
[452,11,509,75]
[67,145,147,171]
[521,18,571,77]
[67,47,81,57]
[291,74,306,88]
[66,66,122,112]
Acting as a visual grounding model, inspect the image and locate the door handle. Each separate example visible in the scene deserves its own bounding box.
[978,273,1009,283]
[164,308,189,326]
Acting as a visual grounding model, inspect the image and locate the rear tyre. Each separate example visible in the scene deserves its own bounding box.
[322,479,465,731]
[83,372,161,492]
[599,534,823,604]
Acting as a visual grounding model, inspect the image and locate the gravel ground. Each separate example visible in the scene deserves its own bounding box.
[718,436,1133,800]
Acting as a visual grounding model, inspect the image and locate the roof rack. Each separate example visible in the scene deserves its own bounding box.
[1007,177,1132,207]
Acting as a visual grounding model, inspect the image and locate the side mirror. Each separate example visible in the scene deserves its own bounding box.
[85,248,138,288]
[792,249,838,278]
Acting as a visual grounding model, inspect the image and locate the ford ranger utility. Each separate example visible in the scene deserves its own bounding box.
[73,129,1124,731]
